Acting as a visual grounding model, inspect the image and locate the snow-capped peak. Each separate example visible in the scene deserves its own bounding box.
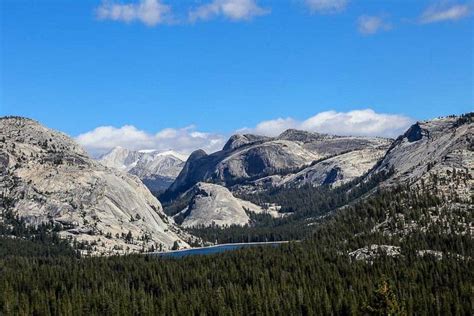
[98,147,187,192]
[154,150,188,161]
[138,149,158,154]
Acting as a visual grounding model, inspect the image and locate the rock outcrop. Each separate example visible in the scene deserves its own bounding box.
[173,182,281,228]
[278,148,387,188]
[371,114,473,199]
[0,117,194,255]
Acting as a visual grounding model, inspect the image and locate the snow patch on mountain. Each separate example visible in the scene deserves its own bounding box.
[99,147,187,192]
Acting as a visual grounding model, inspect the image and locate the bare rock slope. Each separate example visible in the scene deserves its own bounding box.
[0,117,194,255]
[371,114,473,199]
[173,182,281,228]
[166,129,390,199]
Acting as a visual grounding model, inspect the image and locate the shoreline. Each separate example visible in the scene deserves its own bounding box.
[148,240,296,255]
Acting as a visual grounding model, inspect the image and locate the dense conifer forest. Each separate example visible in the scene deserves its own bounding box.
[1,179,472,315]
[1,240,472,315]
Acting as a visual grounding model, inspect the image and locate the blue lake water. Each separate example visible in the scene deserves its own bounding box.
[150,241,288,258]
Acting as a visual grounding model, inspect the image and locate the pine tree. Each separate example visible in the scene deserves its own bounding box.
[363,279,403,315]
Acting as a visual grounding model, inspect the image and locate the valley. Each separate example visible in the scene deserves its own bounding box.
[1,114,472,254]
[0,113,472,314]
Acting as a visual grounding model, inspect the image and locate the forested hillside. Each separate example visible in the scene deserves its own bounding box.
[1,182,472,315]
[1,242,471,315]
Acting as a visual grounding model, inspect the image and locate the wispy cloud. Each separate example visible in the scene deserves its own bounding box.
[96,0,173,26]
[76,125,226,157]
[420,2,472,24]
[357,15,392,35]
[238,109,414,138]
[188,0,269,22]
[304,0,349,14]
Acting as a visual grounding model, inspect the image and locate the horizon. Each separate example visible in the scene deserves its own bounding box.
[1,0,472,156]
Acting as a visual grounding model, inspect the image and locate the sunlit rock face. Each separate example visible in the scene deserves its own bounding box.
[173,182,281,228]
[166,129,391,199]
[0,117,195,255]
[371,115,473,200]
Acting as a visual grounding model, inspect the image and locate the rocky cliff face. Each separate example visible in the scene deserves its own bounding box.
[277,148,387,188]
[165,130,391,199]
[99,148,186,192]
[173,182,281,228]
[0,117,194,255]
[371,114,473,199]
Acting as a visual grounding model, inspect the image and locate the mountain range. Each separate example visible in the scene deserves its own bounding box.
[98,147,187,193]
[0,113,472,255]
[165,130,391,199]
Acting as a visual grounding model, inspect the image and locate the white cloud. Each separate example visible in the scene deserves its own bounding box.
[188,0,269,22]
[76,125,226,157]
[239,118,298,136]
[420,2,472,24]
[76,109,413,157]
[238,109,414,138]
[96,0,173,26]
[357,15,392,35]
[304,0,348,14]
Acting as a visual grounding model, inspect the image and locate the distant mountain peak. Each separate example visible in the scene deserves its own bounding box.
[154,150,188,161]
[98,147,187,192]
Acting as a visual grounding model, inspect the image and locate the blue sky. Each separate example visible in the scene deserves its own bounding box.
[1,0,472,155]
